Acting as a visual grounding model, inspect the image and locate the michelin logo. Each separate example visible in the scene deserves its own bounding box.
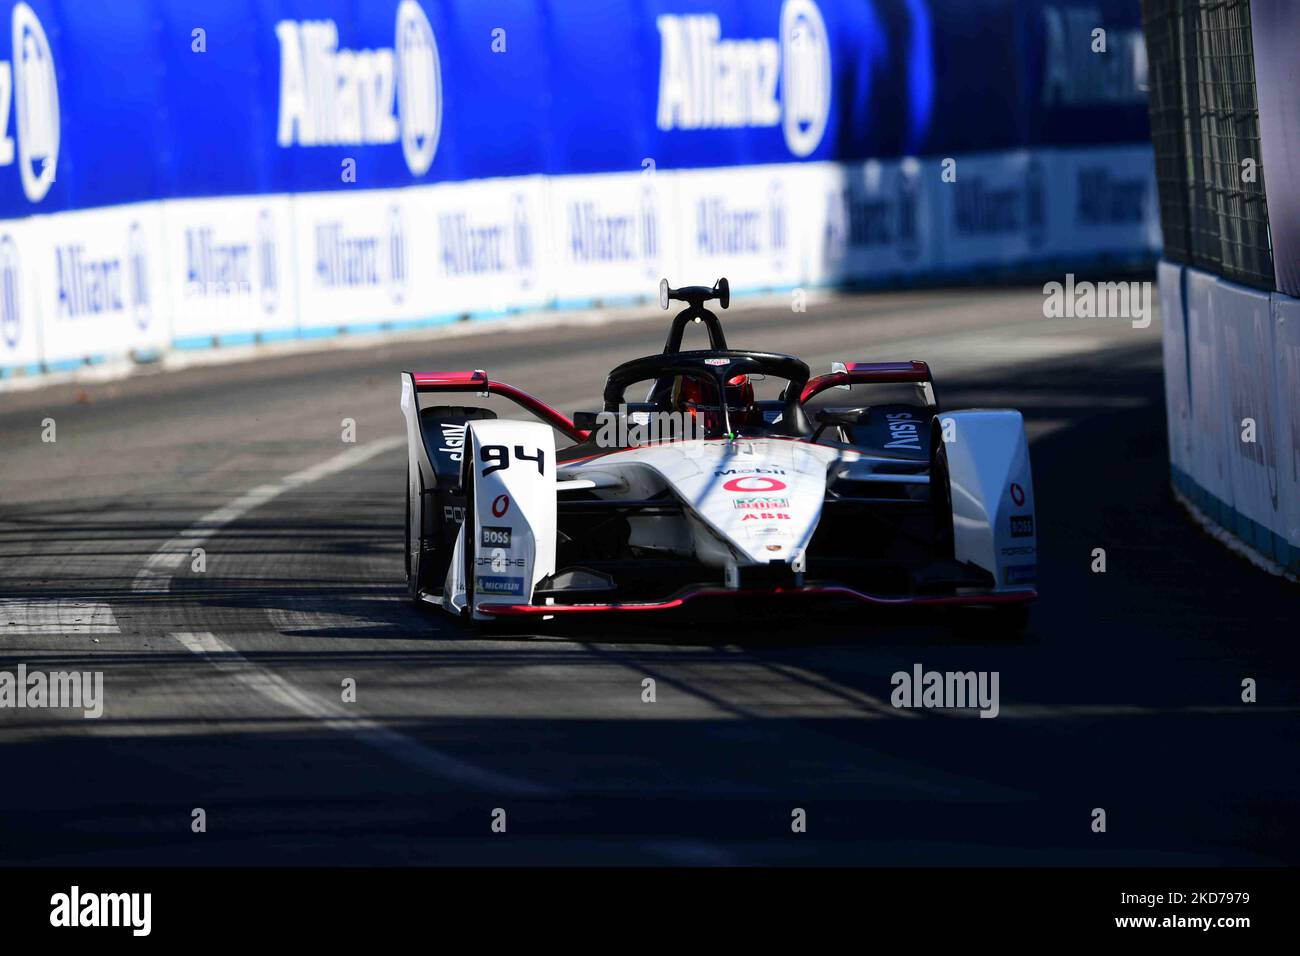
[276,1,441,176]
[0,2,60,202]
[655,0,830,157]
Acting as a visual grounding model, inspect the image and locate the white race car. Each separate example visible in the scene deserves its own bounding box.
[401,279,1037,631]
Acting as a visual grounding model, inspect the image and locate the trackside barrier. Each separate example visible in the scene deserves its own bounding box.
[0,150,1161,380]
[0,0,1156,380]
[1160,259,1300,574]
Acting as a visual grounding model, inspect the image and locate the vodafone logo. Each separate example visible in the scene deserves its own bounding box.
[491,494,509,518]
[1010,483,1025,506]
[723,476,787,493]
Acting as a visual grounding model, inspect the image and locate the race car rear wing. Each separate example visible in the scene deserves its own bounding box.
[801,361,936,405]
[408,370,589,443]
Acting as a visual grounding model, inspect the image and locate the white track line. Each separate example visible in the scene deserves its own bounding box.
[173,631,548,795]
[132,437,404,594]
[134,437,551,795]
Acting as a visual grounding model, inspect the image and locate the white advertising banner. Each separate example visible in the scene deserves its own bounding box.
[0,218,42,371]
[668,164,814,294]
[1,148,1162,382]
[1185,269,1233,507]
[417,176,550,317]
[163,196,297,343]
[1158,260,1192,477]
[28,203,171,365]
[809,157,934,286]
[544,171,672,303]
[290,187,436,333]
[1048,146,1162,261]
[1214,279,1282,540]
[1271,293,1300,555]
[932,150,1047,271]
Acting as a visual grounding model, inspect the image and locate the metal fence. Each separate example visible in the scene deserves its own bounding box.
[1141,0,1274,290]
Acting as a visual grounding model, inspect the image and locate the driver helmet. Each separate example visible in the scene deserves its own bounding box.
[671,373,758,431]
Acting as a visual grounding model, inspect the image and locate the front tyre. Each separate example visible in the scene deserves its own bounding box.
[405,472,423,605]
[460,444,478,623]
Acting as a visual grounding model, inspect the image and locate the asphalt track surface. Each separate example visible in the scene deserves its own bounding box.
[1,287,1297,865]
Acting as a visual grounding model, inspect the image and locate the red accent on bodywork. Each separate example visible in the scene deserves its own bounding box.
[411,371,589,442]
[412,370,488,388]
[801,361,932,403]
[478,585,1035,616]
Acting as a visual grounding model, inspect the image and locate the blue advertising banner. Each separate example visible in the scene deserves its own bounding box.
[0,0,1153,217]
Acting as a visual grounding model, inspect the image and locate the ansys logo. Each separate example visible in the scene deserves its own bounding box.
[2,2,59,202]
[276,0,442,177]
[655,0,831,158]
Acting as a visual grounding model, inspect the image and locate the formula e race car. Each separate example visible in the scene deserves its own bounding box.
[400,279,1037,630]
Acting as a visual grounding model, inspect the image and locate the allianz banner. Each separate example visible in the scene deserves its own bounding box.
[0,0,1151,218]
[0,0,1156,375]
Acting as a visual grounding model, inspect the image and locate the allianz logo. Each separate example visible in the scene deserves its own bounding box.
[0,3,59,203]
[55,224,151,329]
[823,162,921,261]
[1076,167,1145,226]
[1042,5,1148,107]
[440,196,534,276]
[568,191,658,265]
[314,206,408,304]
[185,229,252,298]
[655,0,831,157]
[953,160,1045,245]
[695,183,786,258]
[276,1,441,177]
[0,235,19,348]
[183,218,280,313]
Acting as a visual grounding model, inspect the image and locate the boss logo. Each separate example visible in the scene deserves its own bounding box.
[1010,515,1034,538]
[481,525,511,547]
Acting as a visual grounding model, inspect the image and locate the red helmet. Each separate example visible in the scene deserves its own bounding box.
[672,374,758,432]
